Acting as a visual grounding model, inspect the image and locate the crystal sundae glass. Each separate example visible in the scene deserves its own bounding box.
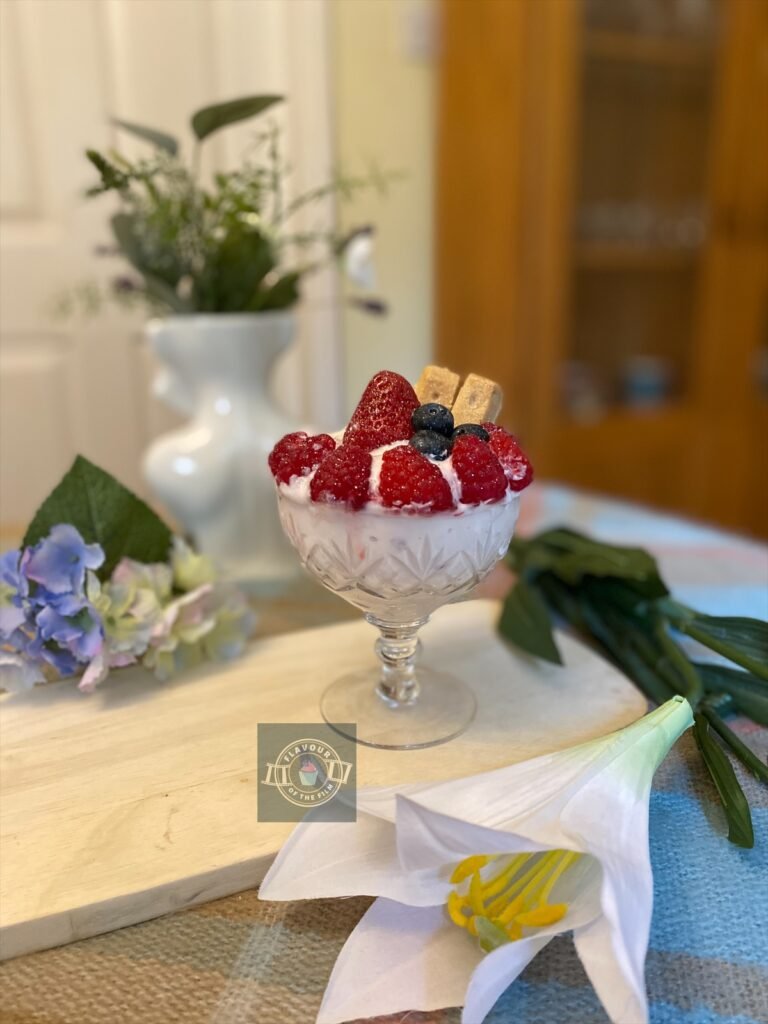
[277,490,521,749]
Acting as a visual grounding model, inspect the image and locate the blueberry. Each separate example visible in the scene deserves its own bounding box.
[411,403,454,437]
[409,429,453,461]
[453,423,490,442]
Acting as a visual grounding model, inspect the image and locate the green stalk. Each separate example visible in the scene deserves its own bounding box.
[653,617,704,705]
[578,599,677,706]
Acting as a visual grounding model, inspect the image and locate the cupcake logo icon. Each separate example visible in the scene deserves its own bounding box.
[299,757,319,787]
[262,736,353,809]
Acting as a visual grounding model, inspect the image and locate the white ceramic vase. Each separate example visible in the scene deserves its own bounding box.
[143,313,301,589]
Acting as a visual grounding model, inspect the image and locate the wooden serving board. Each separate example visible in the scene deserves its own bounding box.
[0,600,645,960]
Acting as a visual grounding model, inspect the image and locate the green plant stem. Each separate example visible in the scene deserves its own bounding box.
[653,617,704,705]
[579,599,678,706]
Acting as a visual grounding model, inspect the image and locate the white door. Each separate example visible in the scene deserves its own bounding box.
[0,0,341,532]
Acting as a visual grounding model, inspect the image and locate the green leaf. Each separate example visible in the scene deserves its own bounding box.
[701,705,768,783]
[507,528,667,595]
[23,456,173,578]
[191,95,283,141]
[693,713,754,848]
[540,528,664,587]
[661,602,768,680]
[498,579,562,665]
[197,225,276,312]
[85,149,129,193]
[111,118,178,156]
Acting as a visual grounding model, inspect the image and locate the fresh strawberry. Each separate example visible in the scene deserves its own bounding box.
[343,370,420,451]
[309,444,371,509]
[451,434,507,504]
[268,432,336,484]
[378,445,454,512]
[483,423,534,492]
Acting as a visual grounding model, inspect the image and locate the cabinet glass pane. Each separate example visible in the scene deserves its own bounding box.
[563,0,720,417]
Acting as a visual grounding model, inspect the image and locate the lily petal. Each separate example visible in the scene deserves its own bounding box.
[260,811,448,906]
[574,913,647,1024]
[462,934,551,1024]
[317,899,480,1024]
[395,698,693,872]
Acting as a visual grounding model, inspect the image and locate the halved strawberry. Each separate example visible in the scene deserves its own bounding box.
[343,370,419,451]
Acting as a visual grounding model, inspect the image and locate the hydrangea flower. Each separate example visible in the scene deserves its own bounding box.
[0,525,254,693]
[79,565,167,692]
[143,582,255,682]
[1,526,106,689]
[200,585,257,662]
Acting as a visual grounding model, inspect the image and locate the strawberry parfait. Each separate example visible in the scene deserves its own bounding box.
[268,365,533,748]
[268,368,532,621]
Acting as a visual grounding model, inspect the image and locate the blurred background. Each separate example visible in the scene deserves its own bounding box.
[1,0,766,538]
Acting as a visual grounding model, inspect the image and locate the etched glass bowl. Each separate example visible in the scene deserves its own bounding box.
[277,490,520,748]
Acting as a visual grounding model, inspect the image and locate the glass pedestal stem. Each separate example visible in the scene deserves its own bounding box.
[368,616,429,707]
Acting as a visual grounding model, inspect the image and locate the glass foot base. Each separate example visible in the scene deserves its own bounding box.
[321,667,476,750]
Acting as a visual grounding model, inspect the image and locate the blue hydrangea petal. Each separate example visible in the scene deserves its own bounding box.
[0,549,26,594]
[24,524,105,596]
[35,605,104,663]
[0,604,27,636]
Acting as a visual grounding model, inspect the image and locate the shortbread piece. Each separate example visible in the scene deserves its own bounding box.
[451,373,503,424]
[415,365,460,407]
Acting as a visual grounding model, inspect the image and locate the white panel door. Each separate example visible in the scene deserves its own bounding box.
[0,0,340,531]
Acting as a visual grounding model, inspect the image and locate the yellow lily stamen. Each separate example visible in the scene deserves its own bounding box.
[450,855,490,884]
[495,893,525,924]
[469,870,485,915]
[445,849,582,951]
[446,890,472,929]
[483,853,544,917]
[515,903,568,927]
[539,850,579,902]
[478,854,529,902]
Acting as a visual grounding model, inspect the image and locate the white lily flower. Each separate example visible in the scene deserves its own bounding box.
[260,696,693,1024]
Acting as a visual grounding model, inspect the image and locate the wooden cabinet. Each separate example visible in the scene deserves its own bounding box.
[436,0,768,536]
